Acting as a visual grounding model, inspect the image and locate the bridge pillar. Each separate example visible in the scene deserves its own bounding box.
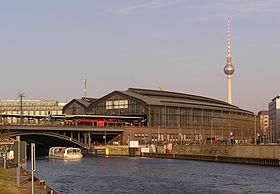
[83,133,88,146]
[77,133,81,142]
[70,132,73,140]
[88,133,91,147]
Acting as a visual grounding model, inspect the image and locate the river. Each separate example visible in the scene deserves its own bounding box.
[24,156,280,194]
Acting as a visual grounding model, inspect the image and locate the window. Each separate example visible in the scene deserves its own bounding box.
[106,100,128,109]
[106,101,113,109]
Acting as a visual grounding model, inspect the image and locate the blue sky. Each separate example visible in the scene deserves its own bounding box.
[1,0,280,113]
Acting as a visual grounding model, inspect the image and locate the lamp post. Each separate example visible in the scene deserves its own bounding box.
[199,125,202,145]
[16,136,21,186]
[18,93,25,125]
[254,115,257,145]
[269,119,272,143]
[228,122,231,144]
[31,143,36,194]
[104,128,107,146]
[193,120,197,144]
[3,145,7,169]
[210,119,213,145]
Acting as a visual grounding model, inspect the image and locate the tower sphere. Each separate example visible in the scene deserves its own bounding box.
[224,64,234,75]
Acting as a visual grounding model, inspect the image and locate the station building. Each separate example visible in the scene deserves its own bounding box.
[63,97,97,115]
[84,88,255,144]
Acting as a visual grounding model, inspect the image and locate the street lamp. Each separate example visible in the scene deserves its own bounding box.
[269,119,272,143]
[104,128,107,146]
[18,93,25,125]
[254,115,257,145]
[230,131,233,145]
[210,119,213,145]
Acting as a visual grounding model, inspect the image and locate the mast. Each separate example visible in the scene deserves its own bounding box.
[84,79,87,98]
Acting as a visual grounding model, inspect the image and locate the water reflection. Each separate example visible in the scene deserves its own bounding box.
[25,156,280,194]
[48,158,83,165]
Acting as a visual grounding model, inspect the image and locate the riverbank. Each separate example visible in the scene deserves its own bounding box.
[93,145,280,166]
[0,166,57,194]
[7,166,57,194]
[0,167,21,194]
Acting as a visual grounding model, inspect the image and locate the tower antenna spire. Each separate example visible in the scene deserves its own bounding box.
[84,78,87,98]
[224,17,235,104]
[227,17,231,58]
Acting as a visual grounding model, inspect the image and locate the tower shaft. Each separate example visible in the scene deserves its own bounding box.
[227,75,232,104]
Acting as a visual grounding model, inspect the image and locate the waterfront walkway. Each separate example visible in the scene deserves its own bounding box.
[6,167,55,194]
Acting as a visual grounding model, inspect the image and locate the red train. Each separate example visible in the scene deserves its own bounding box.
[65,119,141,127]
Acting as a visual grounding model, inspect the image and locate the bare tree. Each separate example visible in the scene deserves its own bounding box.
[0,126,12,144]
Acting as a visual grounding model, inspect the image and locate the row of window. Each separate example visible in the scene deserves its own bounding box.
[105,100,128,110]
[0,107,63,111]
[1,110,63,115]
[0,102,59,107]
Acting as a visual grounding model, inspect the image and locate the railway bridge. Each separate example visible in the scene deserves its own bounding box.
[0,124,124,153]
[0,113,145,154]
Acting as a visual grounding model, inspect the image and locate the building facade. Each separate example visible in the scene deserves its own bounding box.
[0,99,66,123]
[87,88,255,144]
[257,110,269,142]
[269,95,280,142]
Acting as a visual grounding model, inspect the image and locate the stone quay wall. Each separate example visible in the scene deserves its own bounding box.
[171,145,280,159]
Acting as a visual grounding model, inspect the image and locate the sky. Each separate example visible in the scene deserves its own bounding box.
[1,0,280,113]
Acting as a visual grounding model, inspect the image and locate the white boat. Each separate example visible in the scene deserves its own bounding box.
[49,147,83,160]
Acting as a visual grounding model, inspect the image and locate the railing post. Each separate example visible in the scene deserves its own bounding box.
[16,136,21,187]
[3,145,7,169]
[31,143,36,194]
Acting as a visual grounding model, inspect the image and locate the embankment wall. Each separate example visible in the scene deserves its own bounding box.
[93,145,280,159]
[171,145,280,159]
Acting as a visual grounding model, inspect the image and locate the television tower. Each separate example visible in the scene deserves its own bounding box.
[224,17,235,104]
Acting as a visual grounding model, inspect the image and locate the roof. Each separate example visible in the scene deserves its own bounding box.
[258,110,268,115]
[88,88,253,114]
[121,88,251,113]
[63,97,98,110]
[80,97,97,105]
[74,99,91,107]
[272,95,280,101]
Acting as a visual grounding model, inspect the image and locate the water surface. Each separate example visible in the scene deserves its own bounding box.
[25,156,280,194]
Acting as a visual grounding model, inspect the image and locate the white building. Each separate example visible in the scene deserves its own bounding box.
[0,99,66,123]
[268,95,280,142]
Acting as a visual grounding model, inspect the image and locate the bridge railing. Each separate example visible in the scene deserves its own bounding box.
[0,122,136,128]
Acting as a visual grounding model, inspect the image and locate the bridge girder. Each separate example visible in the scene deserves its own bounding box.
[4,131,88,149]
